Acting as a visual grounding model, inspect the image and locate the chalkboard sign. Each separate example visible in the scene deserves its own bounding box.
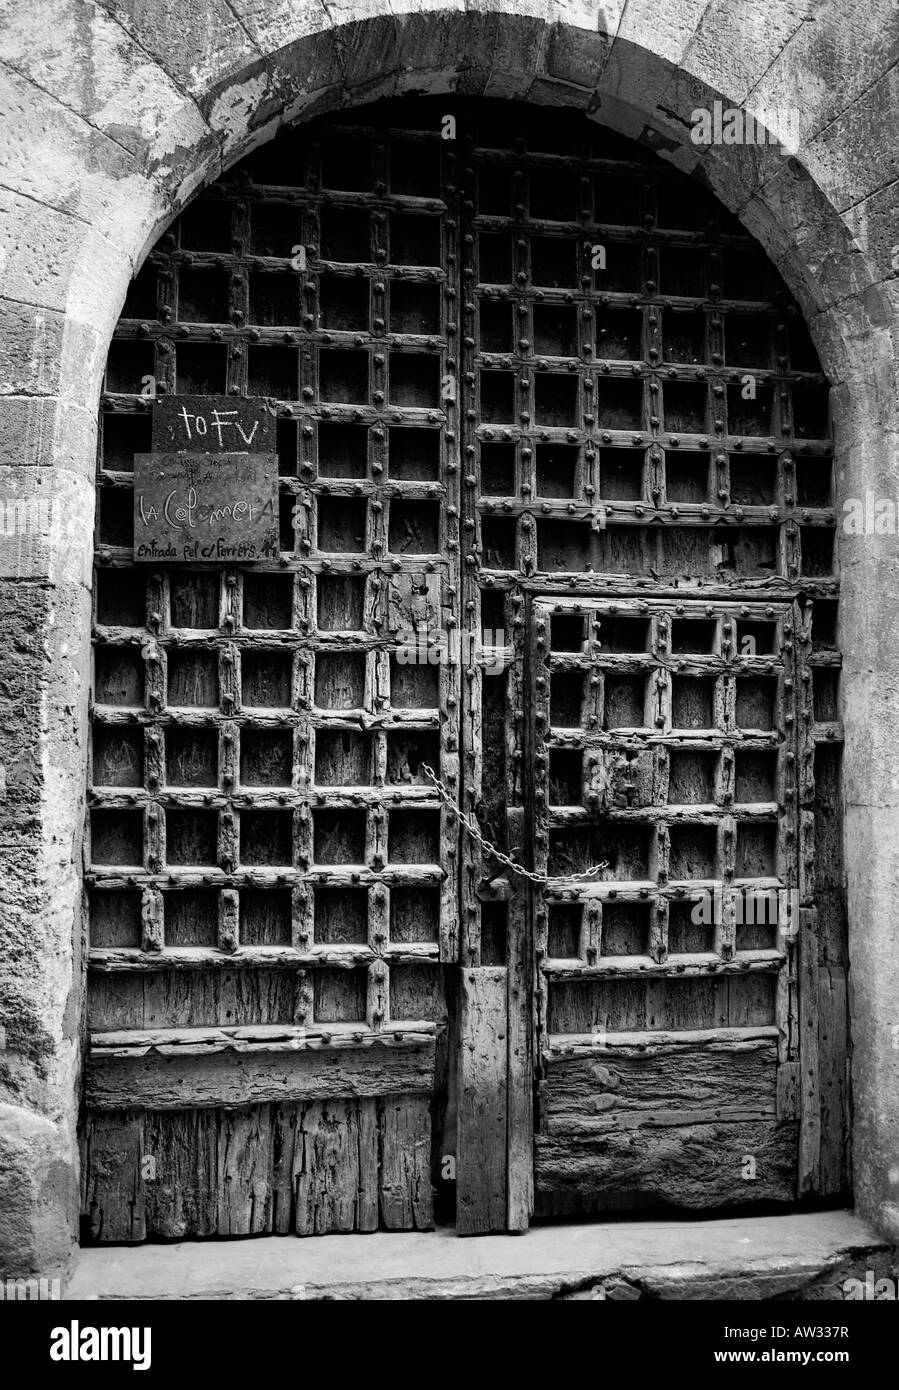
[151,395,276,454]
[133,452,280,563]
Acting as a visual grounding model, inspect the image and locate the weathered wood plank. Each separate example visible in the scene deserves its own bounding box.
[85,1040,436,1110]
[81,1112,146,1244]
[817,964,850,1195]
[506,885,533,1232]
[85,1095,433,1239]
[294,1099,378,1235]
[216,1106,273,1236]
[142,1109,218,1239]
[380,1095,433,1231]
[540,1039,778,1136]
[546,1024,779,1054]
[457,967,508,1234]
[535,1119,798,1215]
[797,906,821,1194]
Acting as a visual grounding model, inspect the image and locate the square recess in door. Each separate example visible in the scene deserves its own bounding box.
[92,726,143,787]
[389,353,440,408]
[736,821,778,877]
[164,889,218,947]
[319,276,369,331]
[170,571,220,628]
[243,573,293,629]
[599,448,643,499]
[390,214,440,266]
[242,650,293,707]
[667,750,716,803]
[480,517,516,569]
[165,728,218,787]
[480,443,515,495]
[597,381,643,430]
[314,969,367,1023]
[480,902,508,966]
[595,307,642,360]
[735,619,777,656]
[535,375,578,427]
[547,903,582,958]
[550,613,585,650]
[666,453,710,502]
[96,570,145,627]
[314,729,372,786]
[735,676,777,729]
[603,674,646,728]
[536,444,578,498]
[391,964,443,1020]
[317,423,367,478]
[548,748,583,804]
[313,808,366,864]
[734,750,777,802]
[548,824,650,879]
[317,497,368,553]
[549,671,584,726]
[671,618,717,654]
[391,885,440,943]
[167,651,219,706]
[240,889,292,946]
[389,654,440,708]
[95,650,144,706]
[669,823,717,880]
[479,300,514,353]
[595,614,649,653]
[531,237,578,288]
[315,651,366,709]
[388,809,440,862]
[91,809,144,866]
[388,427,440,481]
[320,207,370,262]
[90,890,142,948]
[240,810,293,866]
[671,675,715,729]
[668,898,714,954]
[240,729,293,787]
[601,902,650,956]
[320,350,368,404]
[386,729,440,784]
[390,281,440,335]
[165,810,217,866]
[533,305,578,357]
[317,575,366,631]
[663,384,707,436]
[389,499,440,553]
[314,886,368,944]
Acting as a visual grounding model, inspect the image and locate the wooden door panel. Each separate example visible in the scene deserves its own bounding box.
[85,109,459,1238]
[530,595,804,1215]
[83,1097,434,1241]
[86,97,847,1240]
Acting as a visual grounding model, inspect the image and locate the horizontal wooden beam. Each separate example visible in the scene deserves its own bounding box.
[543,950,784,980]
[544,1024,781,1057]
[90,943,438,972]
[86,1031,437,1110]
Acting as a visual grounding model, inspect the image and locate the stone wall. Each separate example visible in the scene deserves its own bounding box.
[0,0,897,1279]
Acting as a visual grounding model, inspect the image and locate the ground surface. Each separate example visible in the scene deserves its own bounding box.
[66,1209,895,1300]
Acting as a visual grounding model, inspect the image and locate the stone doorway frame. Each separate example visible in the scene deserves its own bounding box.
[1,6,896,1279]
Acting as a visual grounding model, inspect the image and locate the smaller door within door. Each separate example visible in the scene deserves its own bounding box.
[529,594,806,1217]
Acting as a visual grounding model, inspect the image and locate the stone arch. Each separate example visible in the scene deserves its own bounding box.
[2,3,897,1277]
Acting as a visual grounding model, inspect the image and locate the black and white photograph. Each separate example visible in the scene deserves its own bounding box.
[0,0,896,1359]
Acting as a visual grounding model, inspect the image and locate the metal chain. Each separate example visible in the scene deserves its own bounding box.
[421,764,608,884]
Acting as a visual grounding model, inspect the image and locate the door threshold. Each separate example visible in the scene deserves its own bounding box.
[66,1209,893,1301]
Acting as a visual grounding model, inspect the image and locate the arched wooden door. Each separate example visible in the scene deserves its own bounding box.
[83,98,847,1240]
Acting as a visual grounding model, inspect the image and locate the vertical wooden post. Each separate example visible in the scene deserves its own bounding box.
[457,966,508,1234]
